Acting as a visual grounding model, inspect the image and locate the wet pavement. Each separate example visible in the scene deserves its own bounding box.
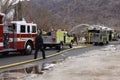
[0,44,91,80]
[0,61,60,80]
[0,41,119,80]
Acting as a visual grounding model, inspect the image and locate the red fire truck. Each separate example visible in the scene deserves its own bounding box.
[0,13,37,55]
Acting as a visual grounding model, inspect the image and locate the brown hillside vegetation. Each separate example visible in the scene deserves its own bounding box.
[22,0,120,32]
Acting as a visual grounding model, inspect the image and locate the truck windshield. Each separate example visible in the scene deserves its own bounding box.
[32,26,36,33]
[8,24,16,32]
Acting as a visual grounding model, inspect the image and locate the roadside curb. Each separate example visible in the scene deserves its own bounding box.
[0,44,92,70]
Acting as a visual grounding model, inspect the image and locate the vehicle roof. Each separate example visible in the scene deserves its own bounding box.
[11,21,36,25]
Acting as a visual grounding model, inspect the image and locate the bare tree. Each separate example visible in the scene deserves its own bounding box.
[20,1,64,31]
[0,0,17,22]
[0,0,65,30]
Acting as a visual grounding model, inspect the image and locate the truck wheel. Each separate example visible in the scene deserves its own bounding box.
[56,43,63,51]
[1,52,9,56]
[43,45,46,49]
[99,42,104,46]
[106,41,109,44]
[24,42,32,55]
[69,43,73,48]
[58,43,63,50]
[60,43,63,50]
[94,42,98,46]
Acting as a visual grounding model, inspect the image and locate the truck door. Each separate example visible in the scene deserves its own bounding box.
[64,33,66,43]
[27,25,31,38]
[8,24,17,49]
[3,33,9,49]
[12,24,17,48]
[66,33,72,44]
[64,32,71,43]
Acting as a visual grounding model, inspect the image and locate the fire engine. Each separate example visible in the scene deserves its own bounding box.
[111,30,118,41]
[0,13,37,55]
[42,29,74,50]
[85,25,109,45]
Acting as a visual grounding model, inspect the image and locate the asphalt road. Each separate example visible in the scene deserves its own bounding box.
[0,45,103,72]
[0,48,60,66]
[0,45,99,66]
[0,40,120,72]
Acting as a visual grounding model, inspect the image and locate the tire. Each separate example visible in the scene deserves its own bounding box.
[106,41,109,44]
[99,42,104,46]
[24,42,32,55]
[59,43,63,50]
[56,43,63,51]
[43,45,46,49]
[69,43,73,48]
[1,52,9,56]
[94,42,98,46]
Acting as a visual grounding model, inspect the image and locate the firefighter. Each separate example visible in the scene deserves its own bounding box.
[73,34,78,45]
[34,31,46,59]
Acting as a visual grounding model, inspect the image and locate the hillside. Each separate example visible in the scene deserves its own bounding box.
[32,0,120,32]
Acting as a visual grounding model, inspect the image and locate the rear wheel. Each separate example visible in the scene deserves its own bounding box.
[56,43,63,51]
[24,42,32,55]
[99,42,104,46]
[1,52,9,56]
[43,45,46,49]
[58,43,63,50]
[94,42,98,46]
[59,43,63,50]
[69,42,73,48]
[106,41,109,44]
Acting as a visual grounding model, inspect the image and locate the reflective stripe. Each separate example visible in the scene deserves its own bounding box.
[9,38,34,42]
[0,24,3,26]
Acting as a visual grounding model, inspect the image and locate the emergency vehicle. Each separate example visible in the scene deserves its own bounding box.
[42,29,74,50]
[0,13,37,55]
[111,31,118,41]
[85,26,109,45]
[103,28,118,41]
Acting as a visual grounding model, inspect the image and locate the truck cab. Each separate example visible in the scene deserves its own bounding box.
[85,27,109,45]
[42,29,73,50]
[2,20,37,55]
